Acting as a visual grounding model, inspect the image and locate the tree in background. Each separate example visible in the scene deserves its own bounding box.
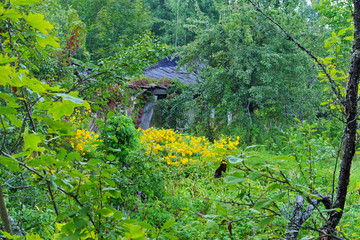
[143,0,221,46]
[60,0,152,59]
[171,0,326,141]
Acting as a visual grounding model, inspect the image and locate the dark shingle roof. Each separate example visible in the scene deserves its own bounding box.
[143,56,200,85]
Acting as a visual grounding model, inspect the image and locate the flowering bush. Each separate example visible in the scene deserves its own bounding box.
[69,129,99,154]
[68,108,92,127]
[67,109,99,155]
[139,128,240,166]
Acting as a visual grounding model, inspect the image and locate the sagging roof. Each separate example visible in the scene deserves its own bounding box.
[142,56,200,85]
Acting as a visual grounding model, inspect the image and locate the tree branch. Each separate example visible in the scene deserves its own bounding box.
[0,151,95,227]
[247,0,344,104]
[329,0,360,230]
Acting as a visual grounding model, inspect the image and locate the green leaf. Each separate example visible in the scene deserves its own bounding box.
[224,176,246,184]
[107,154,115,161]
[107,111,115,118]
[0,8,21,21]
[245,145,263,150]
[344,36,354,41]
[0,65,14,86]
[23,12,54,35]
[79,206,91,216]
[55,93,86,105]
[309,194,323,200]
[92,105,100,111]
[48,101,76,120]
[7,114,22,128]
[320,208,342,213]
[0,93,21,108]
[0,156,21,172]
[17,75,47,92]
[249,171,262,180]
[24,133,45,152]
[216,204,227,216]
[228,157,244,164]
[271,155,295,161]
[331,31,336,39]
[267,183,280,193]
[254,200,270,210]
[0,231,22,239]
[337,28,348,36]
[34,115,72,134]
[162,218,175,230]
[96,207,115,217]
[163,234,178,240]
[138,222,154,231]
[0,55,17,64]
[325,56,335,61]
[256,217,274,231]
[272,192,287,202]
[35,35,60,48]
[213,147,227,154]
[109,135,118,143]
[12,0,40,5]
[26,233,44,240]
[206,220,219,232]
[113,211,124,220]
[0,107,18,114]
[66,152,81,162]
[74,219,86,229]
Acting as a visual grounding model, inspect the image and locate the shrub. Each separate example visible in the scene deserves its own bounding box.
[99,115,140,163]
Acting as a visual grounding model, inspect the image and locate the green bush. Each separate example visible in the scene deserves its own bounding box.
[97,114,165,210]
[99,115,140,163]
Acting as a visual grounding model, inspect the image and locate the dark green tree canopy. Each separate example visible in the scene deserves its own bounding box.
[178,0,323,122]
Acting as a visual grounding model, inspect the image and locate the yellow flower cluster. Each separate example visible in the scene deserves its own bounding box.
[139,128,240,166]
[69,108,92,127]
[70,129,99,155]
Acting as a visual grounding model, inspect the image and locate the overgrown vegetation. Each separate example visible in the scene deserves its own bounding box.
[0,0,359,239]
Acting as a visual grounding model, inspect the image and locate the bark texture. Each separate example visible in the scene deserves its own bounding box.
[286,195,331,239]
[0,182,12,237]
[328,0,360,231]
[246,0,360,238]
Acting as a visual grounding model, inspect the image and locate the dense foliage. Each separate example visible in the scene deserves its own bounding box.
[1,0,360,239]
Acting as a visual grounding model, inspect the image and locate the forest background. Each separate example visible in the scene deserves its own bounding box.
[0,0,360,239]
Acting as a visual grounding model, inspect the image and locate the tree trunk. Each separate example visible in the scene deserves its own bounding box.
[246,0,360,237]
[328,0,360,231]
[0,182,12,238]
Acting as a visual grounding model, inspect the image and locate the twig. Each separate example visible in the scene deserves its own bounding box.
[0,115,7,153]
[203,197,251,206]
[9,117,27,154]
[221,215,276,225]
[45,173,59,216]
[0,35,6,55]
[17,174,25,228]
[2,182,46,190]
[21,89,36,132]
[1,151,96,226]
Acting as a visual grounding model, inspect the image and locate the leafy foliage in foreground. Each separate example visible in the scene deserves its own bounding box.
[0,0,165,239]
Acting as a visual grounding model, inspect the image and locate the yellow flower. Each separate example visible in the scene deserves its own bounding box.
[140,128,240,166]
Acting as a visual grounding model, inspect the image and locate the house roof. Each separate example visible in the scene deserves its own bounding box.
[142,56,200,85]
